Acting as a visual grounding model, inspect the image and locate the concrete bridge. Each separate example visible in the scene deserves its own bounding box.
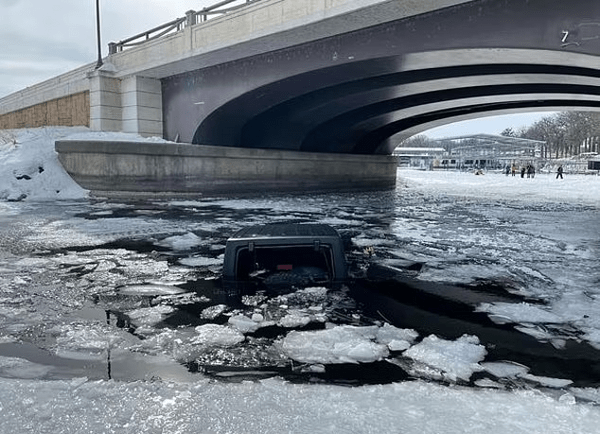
[3,0,600,195]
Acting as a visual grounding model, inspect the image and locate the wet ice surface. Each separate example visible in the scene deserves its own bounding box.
[1,171,599,386]
[1,167,600,432]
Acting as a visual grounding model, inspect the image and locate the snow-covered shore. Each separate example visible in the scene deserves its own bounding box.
[1,127,600,433]
[0,127,175,202]
[2,376,598,434]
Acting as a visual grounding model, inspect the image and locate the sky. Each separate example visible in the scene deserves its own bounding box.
[0,1,556,137]
[0,0,216,97]
[423,111,556,139]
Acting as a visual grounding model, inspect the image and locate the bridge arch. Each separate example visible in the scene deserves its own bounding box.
[191,48,600,155]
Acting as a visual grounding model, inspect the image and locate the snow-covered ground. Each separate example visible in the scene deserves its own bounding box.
[1,127,600,433]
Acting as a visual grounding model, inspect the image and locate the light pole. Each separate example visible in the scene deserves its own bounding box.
[95,0,103,69]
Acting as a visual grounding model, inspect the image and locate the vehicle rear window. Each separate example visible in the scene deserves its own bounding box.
[235,245,334,280]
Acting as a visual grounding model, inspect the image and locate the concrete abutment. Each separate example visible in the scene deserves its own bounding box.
[55,140,398,197]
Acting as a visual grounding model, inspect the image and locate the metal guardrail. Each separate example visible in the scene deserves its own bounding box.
[109,0,261,54]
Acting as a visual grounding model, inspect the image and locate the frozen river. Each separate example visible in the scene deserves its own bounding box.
[2,171,598,384]
[2,128,600,433]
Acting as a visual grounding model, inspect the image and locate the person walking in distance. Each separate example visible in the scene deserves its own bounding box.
[556,165,564,179]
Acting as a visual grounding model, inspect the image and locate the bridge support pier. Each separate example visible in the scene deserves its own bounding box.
[89,69,121,133]
[89,70,163,137]
[55,140,398,198]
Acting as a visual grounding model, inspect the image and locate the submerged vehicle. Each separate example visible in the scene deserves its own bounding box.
[223,223,347,286]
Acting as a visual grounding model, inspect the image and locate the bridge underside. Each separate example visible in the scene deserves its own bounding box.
[162,0,600,155]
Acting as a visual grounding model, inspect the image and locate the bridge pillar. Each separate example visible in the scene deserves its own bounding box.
[121,76,163,137]
[89,70,163,137]
[89,69,122,133]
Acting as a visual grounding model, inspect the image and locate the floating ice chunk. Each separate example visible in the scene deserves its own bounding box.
[570,387,600,404]
[514,325,567,348]
[298,287,329,298]
[474,378,505,389]
[387,340,412,352]
[521,374,573,388]
[157,232,202,251]
[404,334,486,382]
[118,284,186,296]
[193,324,245,347]
[14,257,51,269]
[128,305,175,327]
[54,322,137,359]
[376,323,419,350]
[282,325,388,364]
[179,256,222,267]
[481,361,529,379]
[0,356,53,379]
[228,314,274,334]
[12,276,28,285]
[278,311,312,328]
[200,304,227,320]
[477,302,563,324]
[583,328,600,350]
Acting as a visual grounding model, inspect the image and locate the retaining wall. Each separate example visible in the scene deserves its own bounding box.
[55,140,398,197]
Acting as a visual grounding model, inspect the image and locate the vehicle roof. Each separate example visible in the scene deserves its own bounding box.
[229,223,341,240]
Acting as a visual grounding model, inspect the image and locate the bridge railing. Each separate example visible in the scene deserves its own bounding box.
[109,0,261,54]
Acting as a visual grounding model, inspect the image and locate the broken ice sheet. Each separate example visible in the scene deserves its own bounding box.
[192,324,245,347]
[403,334,487,382]
[281,325,389,364]
[53,322,139,359]
[156,232,203,251]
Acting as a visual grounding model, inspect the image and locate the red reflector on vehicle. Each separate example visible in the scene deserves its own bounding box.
[277,264,293,271]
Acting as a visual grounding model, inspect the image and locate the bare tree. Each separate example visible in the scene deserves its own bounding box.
[500,127,517,137]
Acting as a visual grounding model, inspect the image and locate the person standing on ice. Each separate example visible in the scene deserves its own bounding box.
[556,165,564,179]
[521,166,526,178]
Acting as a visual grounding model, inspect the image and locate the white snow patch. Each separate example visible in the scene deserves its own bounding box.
[0,128,91,201]
[400,168,600,206]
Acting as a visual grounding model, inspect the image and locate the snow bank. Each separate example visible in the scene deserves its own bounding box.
[0,128,89,201]
[0,127,175,202]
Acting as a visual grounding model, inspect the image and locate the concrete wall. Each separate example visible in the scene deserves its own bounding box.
[55,140,398,197]
[0,64,91,116]
[0,91,89,130]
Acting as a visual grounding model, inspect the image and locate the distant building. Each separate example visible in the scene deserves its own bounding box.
[392,147,445,169]
[432,134,546,170]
